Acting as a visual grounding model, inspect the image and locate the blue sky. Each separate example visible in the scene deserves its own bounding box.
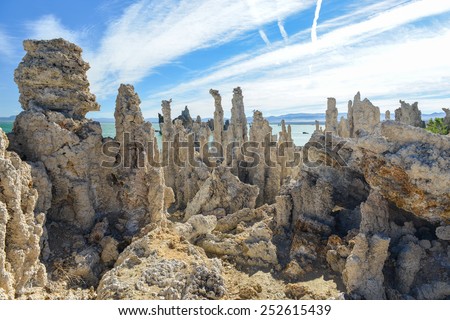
[1,0,450,118]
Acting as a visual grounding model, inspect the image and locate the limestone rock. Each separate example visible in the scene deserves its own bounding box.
[114,84,172,230]
[435,226,450,241]
[414,281,450,299]
[358,121,450,222]
[274,195,293,229]
[289,172,335,232]
[337,117,350,138]
[326,235,351,274]
[443,108,450,128]
[215,205,272,233]
[197,206,278,267]
[14,39,99,118]
[359,190,389,234]
[248,110,281,206]
[325,98,338,133]
[174,215,217,242]
[97,228,226,300]
[184,166,258,220]
[0,129,47,298]
[228,87,248,145]
[68,247,101,287]
[348,92,380,137]
[315,120,321,132]
[29,161,52,215]
[100,237,119,266]
[174,106,194,129]
[395,100,424,128]
[224,87,248,169]
[385,110,391,120]
[343,233,390,299]
[395,241,424,294]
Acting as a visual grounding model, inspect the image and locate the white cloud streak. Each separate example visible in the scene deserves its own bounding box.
[311,0,323,43]
[25,15,82,44]
[258,30,271,46]
[278,20,289,41]
[140,0,450,117]
[0,29,14,57]
[86,0,315,96]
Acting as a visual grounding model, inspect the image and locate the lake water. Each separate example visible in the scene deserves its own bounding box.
[0,122,13,134]
[0,121,315,146]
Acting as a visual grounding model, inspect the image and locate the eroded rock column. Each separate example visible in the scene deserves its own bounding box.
[325,98,338,133]
[210,89,224,156]
[0,129,47,299]
[395,100,424,128]
[348,92,380,137]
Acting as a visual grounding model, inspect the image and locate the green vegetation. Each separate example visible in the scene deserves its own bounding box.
[426,118,449,135]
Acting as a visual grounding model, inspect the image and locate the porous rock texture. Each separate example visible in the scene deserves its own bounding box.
[342,233,390,299]
[443,108,450,129]
[2,38,449,301]
[395,100,424,128]
[0,129,47,299]
[325,98,338,133]
[248,110,281,207]
[197,205,279,268]
[113,84,174,231]
[8,39,173,288]
[97,227,226,300]
[210,89,225,152]
[348,92,380,137]
[14,39,99,118]
[358,120,450,222]
[385,110,391,120]
[184,166,258,220]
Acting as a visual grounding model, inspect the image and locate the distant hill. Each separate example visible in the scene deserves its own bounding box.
[251,112,446,124]
[0,116,16,121]
[0,112,446,124]
[422,112,446,121]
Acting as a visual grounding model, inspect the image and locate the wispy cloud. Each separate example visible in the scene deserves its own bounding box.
[0,28,14,58]
[311,0,323,43]
[140,0,450,116]
[87,0,315,97]
[25,15,82,44]
[258,30,271,46]
[278,20,289,41]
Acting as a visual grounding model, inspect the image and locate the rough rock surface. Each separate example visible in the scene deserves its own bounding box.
[197,205,278,267]
[395,100,424,128]
[325,98,338,133]
[2,38,450,301]
[385,110,391,120]
[14,39,99,117]
[435,226,450,240]
[357,121,450,222]
[0,129,47,299]
[184,167,258,220]
[337,117,350,138]
[8,39,173,288]
[348,92,380,137]
[248,110,281,206]
[97,227,226,300]
[174,106,194,129]
[342,233,390,299]
[210,89,225,151]
[443,108,450,128]
[113,84,173,231]
[225,87,248,170]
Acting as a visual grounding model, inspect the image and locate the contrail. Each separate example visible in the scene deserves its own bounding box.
[278,20,289,41]
[311,0,323,43]
[259,29,271,46]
